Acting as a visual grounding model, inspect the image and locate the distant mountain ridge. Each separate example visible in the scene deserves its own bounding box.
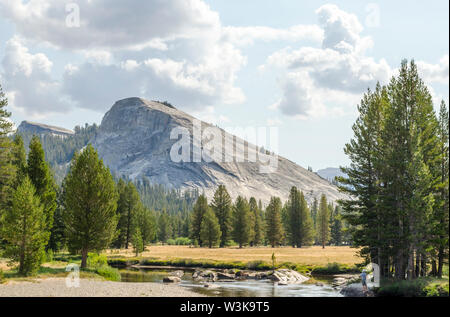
[16,97,348,205]
[18,121,74,137]
[90,97,348,204]
[316,167,347,182]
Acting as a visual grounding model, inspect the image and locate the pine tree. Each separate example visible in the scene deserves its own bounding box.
[114,180,140,249]
[330,206,343,246]
[287,187,314,247]
[338,82,387,275]
[112,179,126,248]
[211,185,232,247]
[0,84,15,212]
[339,60,445,281]
[249,197,263,246]
[2,177,49,275]
[265,197,284,247]
[317,194,331,248]
[232,196,251,248]
[11,135,27,186]
[434,101,449,277]
[133,204,156,247]
[27,136,57,237]
[200,207,221,248]
[158,211,172,243]
[47,188,66,252]
[63,145,118,268]
[190,195,208,246]
[132,228,144,256]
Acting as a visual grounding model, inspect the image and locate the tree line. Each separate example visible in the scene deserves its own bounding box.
[338,60,449,280]
[1,82,347,277]
[188,185,350,249]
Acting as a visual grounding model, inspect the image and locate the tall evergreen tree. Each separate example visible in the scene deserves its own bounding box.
[190,194,209,246]
[287,187,314,247]
[330,206,343,246]
[63,145,118,268]
[157,211,172,243]
[339,60,445,281]
[200,207,221,248]
[434,101,449,277]
[249,197,263,246]
[114,180,140,249]
[133,204,156,247]
[265,197,284,247]
[27,136,57,237]
[11,135,27,186]
[317,194,331,248]
[232,196,251,248]
[0,84,15,212]
[2,177,49,275]
[48,188,66,252]
[338,82,387,275]
[132,228,144,256]
[211,185,232,247]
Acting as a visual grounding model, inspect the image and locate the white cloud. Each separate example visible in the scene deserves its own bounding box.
[222,25,323,46]
[1,37,72,115]
[266,4,392,117]
[417,55,449,85]
[0,0,220,50]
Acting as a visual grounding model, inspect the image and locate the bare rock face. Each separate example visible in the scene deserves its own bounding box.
[18,121,74,137]
[91,97,348,204]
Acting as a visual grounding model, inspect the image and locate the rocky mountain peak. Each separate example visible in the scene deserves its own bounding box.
[91,97,348,205]
[17,121,74,137]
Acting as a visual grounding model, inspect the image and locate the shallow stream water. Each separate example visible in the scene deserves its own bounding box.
[119,268,343,297]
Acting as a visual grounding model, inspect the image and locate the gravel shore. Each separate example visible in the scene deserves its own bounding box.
[0,278,205,297]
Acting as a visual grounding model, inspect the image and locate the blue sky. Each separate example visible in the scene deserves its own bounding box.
[0,0,448,170]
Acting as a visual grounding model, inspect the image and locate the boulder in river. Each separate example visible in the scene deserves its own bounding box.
[169,270,184,278]
[217,272,235,280]
[269,269,309,284]
[193,270,218,282]
[340,283,375,297]
[163,276,181,283]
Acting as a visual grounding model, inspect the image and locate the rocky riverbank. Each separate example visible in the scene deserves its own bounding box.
[0,277,204,297]
[163,268,310,286]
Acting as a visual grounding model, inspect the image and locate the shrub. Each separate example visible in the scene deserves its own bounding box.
[0,269,4,284]
[175,237,191,245]
[167,239,176,245]
[377,278,449,297]
[107,257,140,268]
[43,250,54,263]
[87,253,108,268]
[424,282,449,297]
[95,266,121,281]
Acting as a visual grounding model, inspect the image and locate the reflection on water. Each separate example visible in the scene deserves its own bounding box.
[119,268,342,297]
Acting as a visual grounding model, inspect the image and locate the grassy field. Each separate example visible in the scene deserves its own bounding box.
[107,245,362,267]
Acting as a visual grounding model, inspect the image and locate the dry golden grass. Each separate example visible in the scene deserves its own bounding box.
[106,245,362,266]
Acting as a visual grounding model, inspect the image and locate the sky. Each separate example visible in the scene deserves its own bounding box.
[0,0,448,171]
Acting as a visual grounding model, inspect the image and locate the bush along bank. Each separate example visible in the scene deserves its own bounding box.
[107,256,360,275]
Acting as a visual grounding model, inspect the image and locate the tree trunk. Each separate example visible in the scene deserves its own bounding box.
[420,253,427,277]
[81,248,88,268]
[437,247,444,278]
[407,248,415,280]
[431,259,437,276]
[415,252,421,278]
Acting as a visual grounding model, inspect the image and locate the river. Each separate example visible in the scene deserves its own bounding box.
[119,268,343,297]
